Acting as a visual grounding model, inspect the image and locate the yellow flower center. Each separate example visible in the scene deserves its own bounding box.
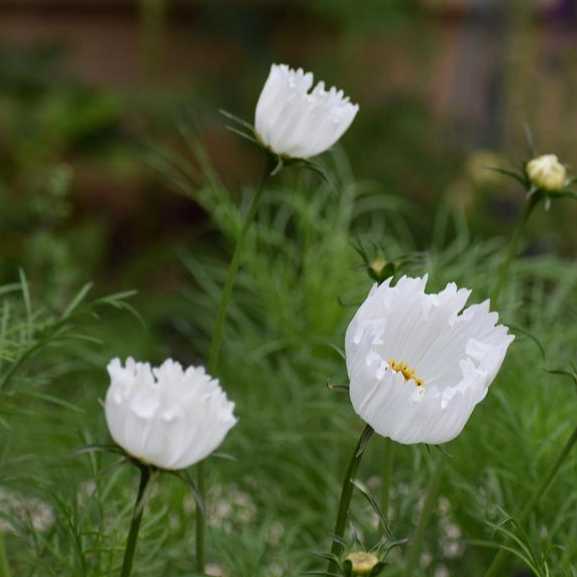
[388,358,424,387]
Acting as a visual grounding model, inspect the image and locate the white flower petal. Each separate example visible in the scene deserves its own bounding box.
[104,358,237,470]
[254,63,358,159]
[346,276,514,445]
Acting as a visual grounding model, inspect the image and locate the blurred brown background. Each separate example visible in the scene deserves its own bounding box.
[1,0,576,288]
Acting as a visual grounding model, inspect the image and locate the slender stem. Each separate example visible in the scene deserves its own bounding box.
[0,532,11,577]
[195,157,272,575]
[327,425,374,575]
[0,342,45,392]
[207,159,272,373]
[483,422,577,577]
[195,463,206,574]
[405,455,444,577]
[120,466,151,577]
[493,193,540,303]
[381,438,394,522]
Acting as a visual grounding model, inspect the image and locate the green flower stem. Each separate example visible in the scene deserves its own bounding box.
[195,157,273,575]
[493,192,540,304]
[405,455,444,577]
[0,532,11,577]
[207,159,273,373]
[195,463,206,574]
[120,465,151,577]
[381,438,394,522]
[328,425,374,576]
[483,422,577,577]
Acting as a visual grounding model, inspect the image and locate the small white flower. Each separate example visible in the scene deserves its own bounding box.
[526,154,567,192]
[105,358,237,470]
[345,276,513,445]
[255,63,359,159]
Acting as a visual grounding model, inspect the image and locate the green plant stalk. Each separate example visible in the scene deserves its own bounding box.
[493,192,540,303]
[120,466,151,577]
[195,158,272,575]
[405,455,444,577]
[483,422,577,577]
[195,463,206,574]
[382,437,394,522]
[327,425,374,575]
[207,162,272,373]
[0,341,45,392]
[0,532,11,577]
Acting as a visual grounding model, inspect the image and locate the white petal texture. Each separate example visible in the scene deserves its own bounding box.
[105,358,237,470]
[255,63,359,159]
[345,276,514,445]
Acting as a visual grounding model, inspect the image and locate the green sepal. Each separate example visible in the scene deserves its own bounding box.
[369,561,386,577]
[545,365,577,391]
[75,443,126,457]
[327,383,349,393]
[487,166,529,188]
[270,155,284,176]
[300,158,332,187]
[225,125,259,145]
[169,469,206,515]
[554,189,577,201]
[508,324,546,361]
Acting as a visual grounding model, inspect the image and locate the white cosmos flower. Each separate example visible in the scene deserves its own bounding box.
[105,358,237,470]
[255,63,359,159]
[345,276,514,445]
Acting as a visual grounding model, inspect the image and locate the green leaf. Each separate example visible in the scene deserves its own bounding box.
[509,324,546,361]
[487,166,528,187]
[61,282,94,319]
[172,470,206,515]
[219,109,255,132]
[545,368,577,389]
[18,269,32,337]
[351,479,392,537]
[225,125,259,145]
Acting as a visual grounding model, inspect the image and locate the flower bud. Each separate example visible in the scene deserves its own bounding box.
[345,552,380,576]
[368,257,394,283]
[526,154,567,192]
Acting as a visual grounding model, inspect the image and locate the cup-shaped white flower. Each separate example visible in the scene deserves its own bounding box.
[346,276,514,445]
[255,63,359,159]
[105,358,237,470]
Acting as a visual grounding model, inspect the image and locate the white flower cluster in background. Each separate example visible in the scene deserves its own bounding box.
[0,488,55,534]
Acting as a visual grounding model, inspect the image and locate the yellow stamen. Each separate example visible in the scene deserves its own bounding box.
[388,358,424,387]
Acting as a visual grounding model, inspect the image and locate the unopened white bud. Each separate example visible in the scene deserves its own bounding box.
[526,154,567,192]
[345,551,380,576]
